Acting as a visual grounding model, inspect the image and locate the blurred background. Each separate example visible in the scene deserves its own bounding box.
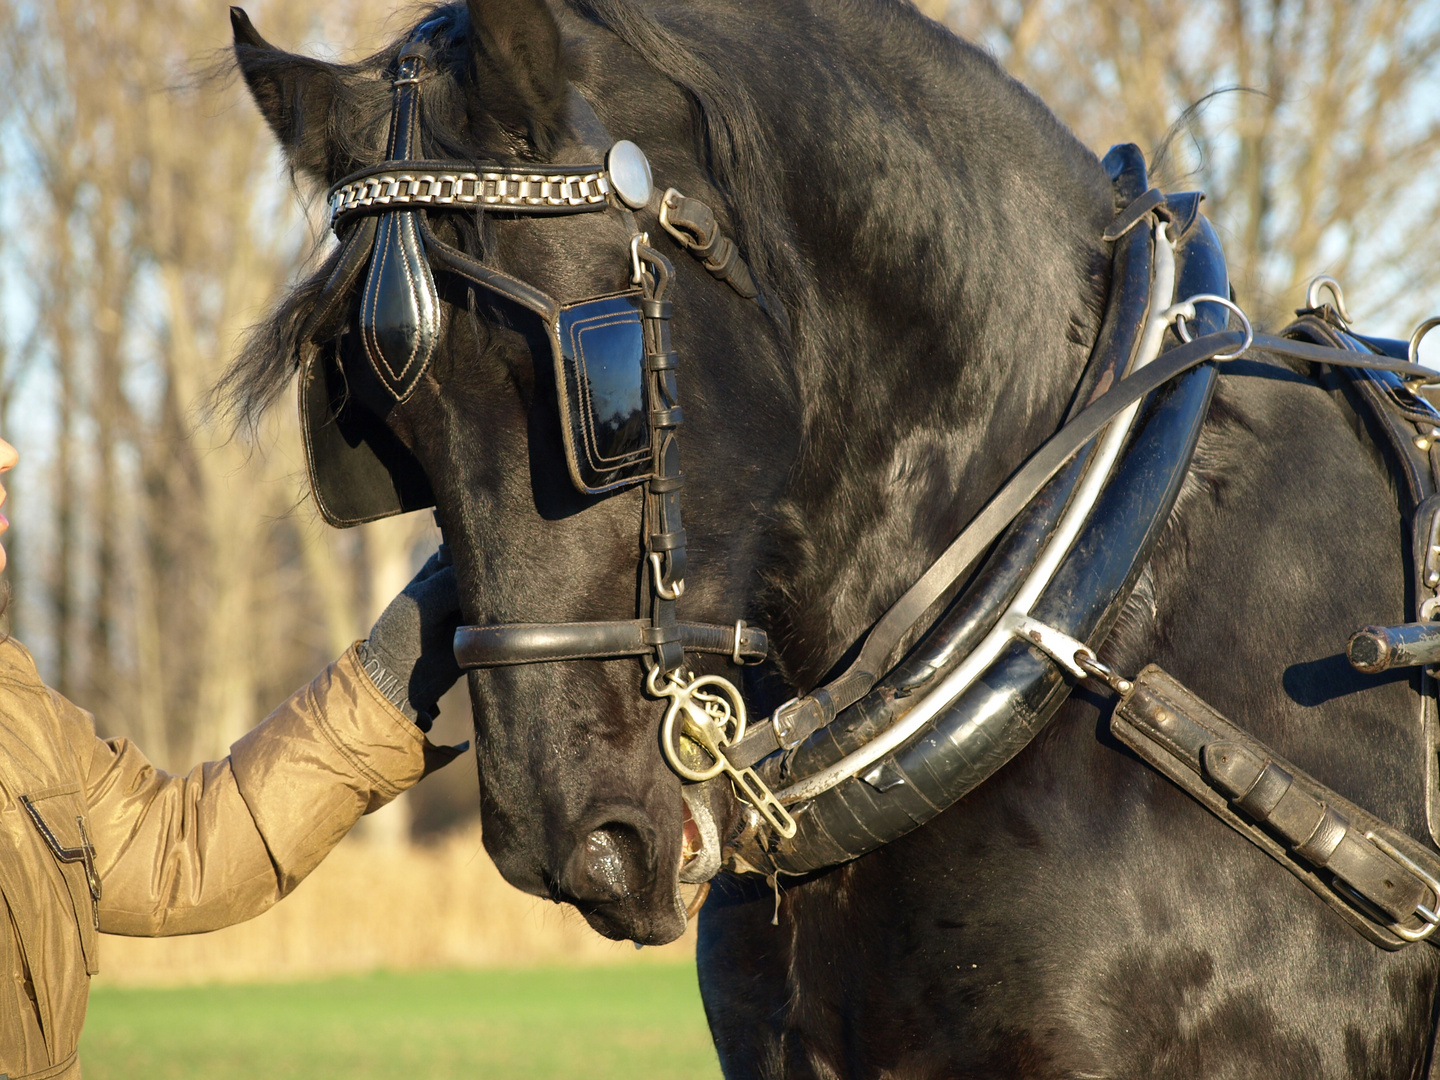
[0,0,1437,1075]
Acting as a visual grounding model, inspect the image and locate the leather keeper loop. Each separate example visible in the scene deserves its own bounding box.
[650,529,687,551]
[1237,759,1293,819]
[647,350,679,371]
[650,406,684,428]
[703,236,736,271]
[1295,803,1349,867]
[643,624,682,646]
[648,474,685,494]
[642,299,672,320]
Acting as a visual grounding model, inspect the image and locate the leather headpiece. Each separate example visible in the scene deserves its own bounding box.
[358,40,442,405]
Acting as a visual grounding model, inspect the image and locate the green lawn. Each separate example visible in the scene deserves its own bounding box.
[81,964,724,1079]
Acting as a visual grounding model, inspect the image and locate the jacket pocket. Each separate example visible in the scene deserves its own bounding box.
[20,786,100,976]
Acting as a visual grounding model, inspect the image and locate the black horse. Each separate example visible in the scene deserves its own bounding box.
[227,0,1439,1074]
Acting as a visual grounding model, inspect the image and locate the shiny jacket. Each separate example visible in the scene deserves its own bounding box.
[0,638,450,1079]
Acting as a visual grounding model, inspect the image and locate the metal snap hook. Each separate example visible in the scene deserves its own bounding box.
[648,551,685,599]
[630,231,651,286]
[1409,317,1440,368]
[1305,274,1354,326]
[1168,293,1253,361]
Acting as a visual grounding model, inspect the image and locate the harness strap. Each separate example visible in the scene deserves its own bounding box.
[1111,664,1440,949]
[658,189,759,299]
[454,619,767,667]
[733,330,1438,769]
[301,216,379,346]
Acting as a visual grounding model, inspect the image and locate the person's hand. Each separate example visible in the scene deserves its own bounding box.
[358,544,464,730]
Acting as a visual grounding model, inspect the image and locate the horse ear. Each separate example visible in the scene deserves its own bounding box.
[231,7,340,180]
[465,0,568,147]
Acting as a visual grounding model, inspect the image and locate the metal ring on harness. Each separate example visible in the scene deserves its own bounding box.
[1170,293,1253,361]
[1305,274,1354,326]
[1409,316,1440,368]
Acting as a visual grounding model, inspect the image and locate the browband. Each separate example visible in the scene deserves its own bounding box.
[328,161,613,230]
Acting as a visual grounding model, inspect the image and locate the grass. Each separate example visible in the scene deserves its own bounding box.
[81,964,724,1080]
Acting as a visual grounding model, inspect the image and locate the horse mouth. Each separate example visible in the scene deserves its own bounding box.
[679,786,722,883]
[682,806,702,866]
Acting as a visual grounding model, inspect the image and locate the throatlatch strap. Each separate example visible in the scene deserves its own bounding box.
[641,257,687,675]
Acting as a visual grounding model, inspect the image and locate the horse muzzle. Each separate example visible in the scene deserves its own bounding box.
[558,806,687,945]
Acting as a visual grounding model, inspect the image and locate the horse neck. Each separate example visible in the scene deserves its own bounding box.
[732,3,1120,685]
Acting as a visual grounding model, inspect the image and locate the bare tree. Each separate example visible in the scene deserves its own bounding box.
[932,0,1440,333]
[0,0,431,776]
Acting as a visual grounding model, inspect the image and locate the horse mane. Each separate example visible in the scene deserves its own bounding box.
[563,0,811,338]
[215,0,814,434]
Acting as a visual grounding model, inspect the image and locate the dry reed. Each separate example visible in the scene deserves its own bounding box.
[95,825,697,987]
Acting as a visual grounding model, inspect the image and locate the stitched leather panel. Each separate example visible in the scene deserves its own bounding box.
[358,208,440,403]
[354,45,440,404]
[1117,665,1440,944]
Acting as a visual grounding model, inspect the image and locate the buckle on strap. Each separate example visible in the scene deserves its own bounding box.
[1345,834,1440,943]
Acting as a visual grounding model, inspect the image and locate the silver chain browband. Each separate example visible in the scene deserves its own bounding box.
[328,163,612,228]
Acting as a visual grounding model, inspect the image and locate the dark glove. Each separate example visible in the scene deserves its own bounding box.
[358,544,464,731]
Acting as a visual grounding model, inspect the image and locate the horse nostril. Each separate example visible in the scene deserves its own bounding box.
[566,822,649,903]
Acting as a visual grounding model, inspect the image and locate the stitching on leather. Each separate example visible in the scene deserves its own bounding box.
[393,78,427,395]
[423,223,554,317]
[391,212,422,385]
[362,214,394,389]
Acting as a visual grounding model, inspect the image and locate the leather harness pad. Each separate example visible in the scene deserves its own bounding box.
[358,45,440,405]
[359,206,440,403]
[1114,665,1440,949]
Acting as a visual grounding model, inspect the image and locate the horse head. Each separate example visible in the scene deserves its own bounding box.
[231,0,806,945]
[230,0,1113,945]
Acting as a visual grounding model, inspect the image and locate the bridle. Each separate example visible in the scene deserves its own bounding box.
[302,25,1440,948]
[298,25,796,837]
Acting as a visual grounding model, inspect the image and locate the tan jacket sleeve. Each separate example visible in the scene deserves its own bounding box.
[73,644,452,937]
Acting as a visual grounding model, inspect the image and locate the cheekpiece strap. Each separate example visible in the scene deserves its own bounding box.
[638,247,688,675]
